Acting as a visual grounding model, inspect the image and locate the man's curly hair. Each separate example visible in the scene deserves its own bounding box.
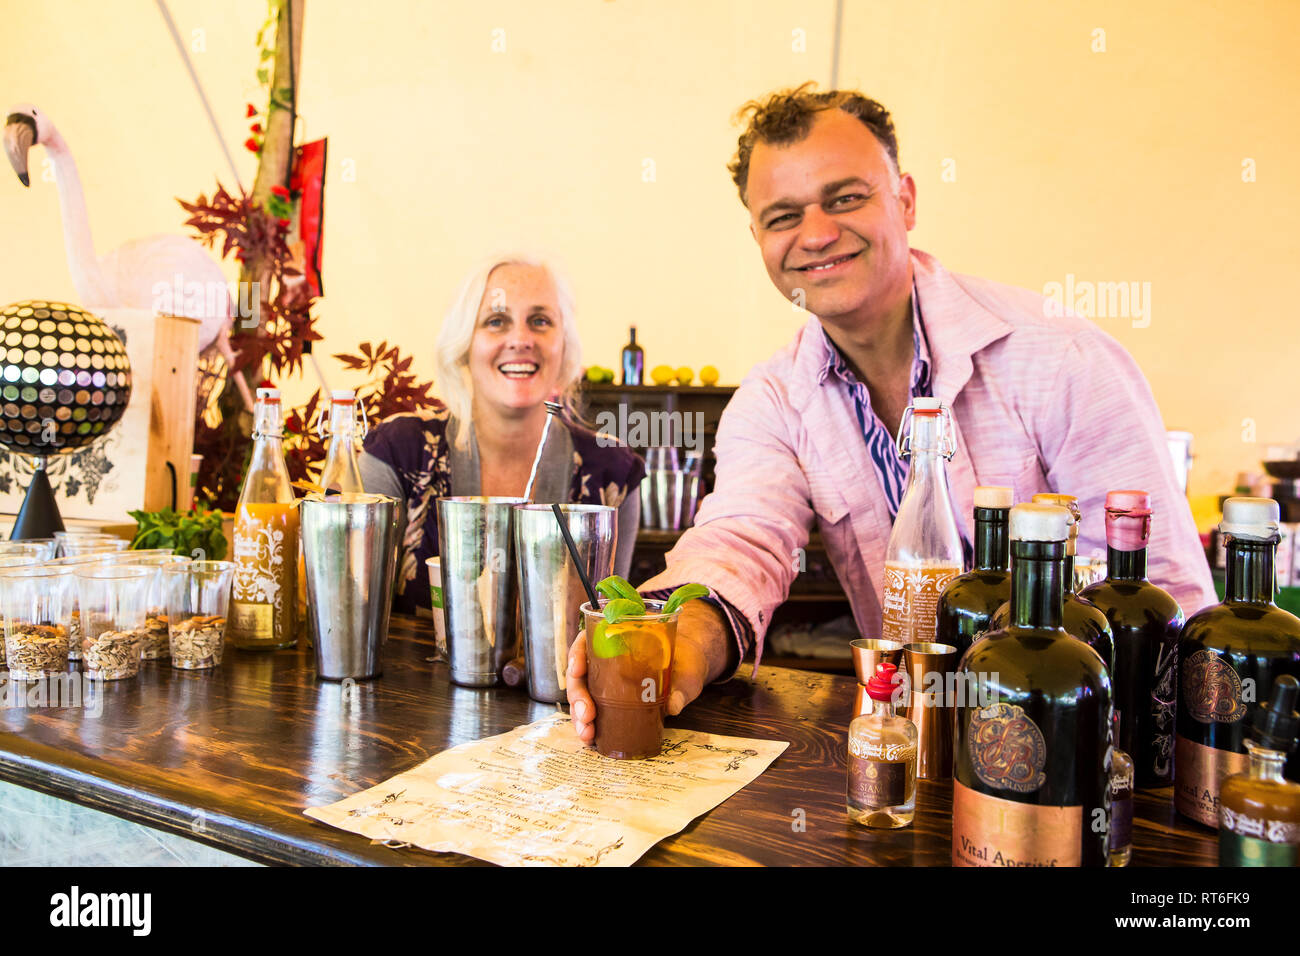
[727,82,899,208]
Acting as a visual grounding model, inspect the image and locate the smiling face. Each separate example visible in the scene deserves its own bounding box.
[467,263,566,416]
[746,109,916,327]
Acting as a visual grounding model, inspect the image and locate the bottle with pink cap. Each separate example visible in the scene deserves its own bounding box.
[1080,489,1184,791]
[1174,497,1300,827]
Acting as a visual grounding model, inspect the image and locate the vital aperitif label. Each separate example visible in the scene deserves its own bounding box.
[968,703,1048,793]
[881,561,960,645]
[952,781,1082,867]
[1174,735,1249,827]
[229,501,298,647]
[1182,649,1246,724]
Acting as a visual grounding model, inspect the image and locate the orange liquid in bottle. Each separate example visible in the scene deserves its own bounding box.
[228,501,299,649]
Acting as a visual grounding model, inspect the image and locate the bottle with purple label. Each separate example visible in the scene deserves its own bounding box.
[1079,490,1183,789]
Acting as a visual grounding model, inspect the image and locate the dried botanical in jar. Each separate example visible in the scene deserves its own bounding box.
[5,623,68,678]
[169,615,225,669]
[139,608,171,660]
[83,629,141,680]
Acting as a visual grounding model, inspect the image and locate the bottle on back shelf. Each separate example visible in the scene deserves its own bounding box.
[1176,497,1300,827]
[881,398,964,646]
[938,485,1012,657]
[952,503,1112,867]
[1218,675,1300,866]
[621,326,643,386]
[1079,490,1184,789]
[318,389,367,495]
[989,493,1113,672]
[228,388,299,651]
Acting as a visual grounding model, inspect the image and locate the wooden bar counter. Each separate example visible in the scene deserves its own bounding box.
[0,614,1217,866]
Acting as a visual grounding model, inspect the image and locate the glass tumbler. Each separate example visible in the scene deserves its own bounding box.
[0,566,75,680]
[163,560,236,669]
[75,565,151,680]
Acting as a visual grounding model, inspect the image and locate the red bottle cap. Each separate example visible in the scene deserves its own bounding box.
[866,662,902,703]
[1104,489,1152,550]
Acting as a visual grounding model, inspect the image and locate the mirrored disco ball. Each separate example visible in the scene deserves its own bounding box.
[0,300,132,456]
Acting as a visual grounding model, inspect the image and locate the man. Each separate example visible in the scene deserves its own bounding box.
[567,84,1216,744]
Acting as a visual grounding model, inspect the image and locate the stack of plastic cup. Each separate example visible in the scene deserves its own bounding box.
[75,565,151,680]
[0,566,74,680]
[0,554,43,667]
[163,560,236,669]
[59,534,130,558]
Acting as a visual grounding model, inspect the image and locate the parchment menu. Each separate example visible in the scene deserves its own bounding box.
[305,714,788,866]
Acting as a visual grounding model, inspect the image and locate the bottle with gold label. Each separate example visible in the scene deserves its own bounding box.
[953,503,1112,867]
[228,387,299,650]
[881,398,964,645]
[847,662,918,829]
[1219,675,1300,866]
[990,493,1113,674]
[1176,497,1300,827]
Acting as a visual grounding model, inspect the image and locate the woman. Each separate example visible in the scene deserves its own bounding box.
[360,254,644,613]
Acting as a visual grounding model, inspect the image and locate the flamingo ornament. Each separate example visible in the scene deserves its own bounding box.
[3,103,253,410]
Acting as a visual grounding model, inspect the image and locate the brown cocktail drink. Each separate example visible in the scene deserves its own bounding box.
[581,599,679,759]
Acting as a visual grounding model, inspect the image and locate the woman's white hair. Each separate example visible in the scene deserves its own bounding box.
[435,254,584,449]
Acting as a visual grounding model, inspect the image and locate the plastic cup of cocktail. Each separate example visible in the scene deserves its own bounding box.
[579,599,680,759]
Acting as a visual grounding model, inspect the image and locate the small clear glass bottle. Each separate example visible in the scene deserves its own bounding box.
[848,662,918,828]
[1109,711,1134,867]
[318,389,366,494]
[1219,675,1300,866]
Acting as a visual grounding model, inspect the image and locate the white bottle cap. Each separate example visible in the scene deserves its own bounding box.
[912,397,942,412]
[1220,496,1281,540]
[256,387,280,401]
[974,486,1013,509]
[330,389,356,402]
[1010,503,1071,542]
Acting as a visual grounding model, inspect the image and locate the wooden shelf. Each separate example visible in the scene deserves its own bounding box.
[581,383,737,397]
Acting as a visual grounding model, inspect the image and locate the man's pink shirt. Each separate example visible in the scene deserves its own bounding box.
[644,249,1216,666]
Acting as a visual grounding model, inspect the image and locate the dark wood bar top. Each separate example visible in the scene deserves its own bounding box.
[0,614,1218,866]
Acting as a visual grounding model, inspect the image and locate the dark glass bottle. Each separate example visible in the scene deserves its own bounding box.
[953,503,1112,868]
[1218,675,1300,866]
[989,493,1114,673]
[620,326,643,386]
[1079,489,1183,790]
[937,485,1012,657]
[1176,497,1300,827]
[1109,711,1134,867]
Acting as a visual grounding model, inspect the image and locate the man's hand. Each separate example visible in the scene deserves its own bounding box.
[566,599,735,743]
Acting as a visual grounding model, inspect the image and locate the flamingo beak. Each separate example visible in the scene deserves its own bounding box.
[4,113,36,187]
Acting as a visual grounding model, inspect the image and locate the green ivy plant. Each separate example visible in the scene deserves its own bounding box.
[127,505,228,560]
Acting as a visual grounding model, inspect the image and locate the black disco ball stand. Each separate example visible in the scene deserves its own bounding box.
[0,300,133,541]
[10,457,63,539]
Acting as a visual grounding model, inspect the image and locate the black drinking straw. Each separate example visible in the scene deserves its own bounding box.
[552,502,601,608]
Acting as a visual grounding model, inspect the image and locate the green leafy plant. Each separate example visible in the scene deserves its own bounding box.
[128,506,229,559]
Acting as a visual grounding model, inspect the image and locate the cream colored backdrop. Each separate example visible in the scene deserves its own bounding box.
[0,0,1295,525]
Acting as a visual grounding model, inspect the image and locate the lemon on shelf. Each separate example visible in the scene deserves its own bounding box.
[650,364,675,386]
[699,365,719,386]
[676,366,694,385]
[585,366,605,383]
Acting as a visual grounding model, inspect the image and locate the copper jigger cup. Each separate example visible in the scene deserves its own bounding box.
[850,638,905,717]
[903,641,959,780]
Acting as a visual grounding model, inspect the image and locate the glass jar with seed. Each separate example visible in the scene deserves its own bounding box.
[0,554,43,667]
[75,565,150,680]
[163,560,235,669]
[0,565,74,680]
